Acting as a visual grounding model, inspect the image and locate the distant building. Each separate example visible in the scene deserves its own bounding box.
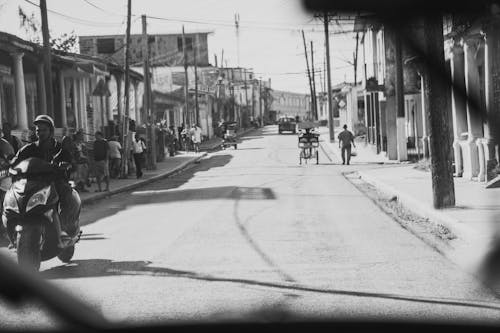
[270,90,311,122]
[79,32,211,67]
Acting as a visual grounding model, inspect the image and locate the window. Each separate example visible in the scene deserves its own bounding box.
[177,37,193,51]
[97,38,115,54]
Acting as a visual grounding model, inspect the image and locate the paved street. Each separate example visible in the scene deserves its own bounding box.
[2,126,500,329]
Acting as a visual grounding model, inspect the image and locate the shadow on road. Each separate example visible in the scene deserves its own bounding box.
[40,259,500,311]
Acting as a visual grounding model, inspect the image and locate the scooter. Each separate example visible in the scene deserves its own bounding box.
[3,157,82,271]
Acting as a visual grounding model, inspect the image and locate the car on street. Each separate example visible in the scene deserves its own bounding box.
[278,116,297,134]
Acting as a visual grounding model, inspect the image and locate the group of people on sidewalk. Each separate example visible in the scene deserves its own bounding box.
[64,131,149,193]
[172,123,203,154]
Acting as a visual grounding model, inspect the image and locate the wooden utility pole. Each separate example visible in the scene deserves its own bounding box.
[422,15,455,208]
[301,30,315,120]
[121,0,132,178]
[221,49,224,68]
[311,40,318,120]
[323,12,335,141]
[354,32,359,85]
[182,26,189,127]
[40,0,54,118]
[259,78,263,126]
[243,69,249,127]
[142,15,156,169]
[194,34,199,126]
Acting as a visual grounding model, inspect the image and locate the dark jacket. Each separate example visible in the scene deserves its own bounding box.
[10,138,73,170]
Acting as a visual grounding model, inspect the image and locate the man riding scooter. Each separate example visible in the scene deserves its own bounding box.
[4,115,81,249]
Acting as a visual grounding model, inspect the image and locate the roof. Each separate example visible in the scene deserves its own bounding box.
[79,32,214,39]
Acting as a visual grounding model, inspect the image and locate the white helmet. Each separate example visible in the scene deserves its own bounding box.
[33,115,55,130]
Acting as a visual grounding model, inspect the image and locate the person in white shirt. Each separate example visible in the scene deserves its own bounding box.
[190,124,202,153]
[131,133,146,179]
[108,136,122,179]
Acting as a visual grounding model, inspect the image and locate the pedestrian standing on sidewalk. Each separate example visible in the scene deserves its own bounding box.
[190,124,202,153]
[338,124,356,165]
[93,131,110,192]
[73,130,90,193]
[177,123,185,151]
[132,133,146,179]
[2,123,22,155]
[108,136,122,179]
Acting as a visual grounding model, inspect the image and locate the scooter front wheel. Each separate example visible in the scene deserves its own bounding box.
[57,245,75,263]
[17,224,42,272]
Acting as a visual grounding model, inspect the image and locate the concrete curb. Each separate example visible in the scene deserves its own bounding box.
[81,152,207,205]
[358,170,479,242]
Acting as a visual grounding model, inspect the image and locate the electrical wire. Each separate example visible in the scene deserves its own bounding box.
[24,0,123,27]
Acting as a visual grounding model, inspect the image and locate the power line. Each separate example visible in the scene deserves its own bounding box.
[24,0,123,27]
[82,0,125,17]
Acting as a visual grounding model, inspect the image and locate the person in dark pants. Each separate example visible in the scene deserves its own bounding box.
[338,124,356,165]
[132,133,146,179]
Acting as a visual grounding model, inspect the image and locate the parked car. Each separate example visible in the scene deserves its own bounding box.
[278,117,297,134]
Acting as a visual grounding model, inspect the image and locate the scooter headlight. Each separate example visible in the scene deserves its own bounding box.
[26,186,51,212]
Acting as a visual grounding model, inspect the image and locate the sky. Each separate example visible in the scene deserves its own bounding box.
[0,0,357,94]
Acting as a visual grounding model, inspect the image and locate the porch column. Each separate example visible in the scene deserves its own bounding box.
[450,42,468,176]
[0,77,4,124]
[484,16,500,182]
[462,38,483,180]
[115,73,123,122]
[11,52,28,130]
[36,62,47,115]
[72,77,80,129]
[419,73,430,158]
[105,76,113,122]
[58,70,67,128]
[134,81,140,125]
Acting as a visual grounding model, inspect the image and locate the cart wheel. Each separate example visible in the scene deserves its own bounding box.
[316,150,319,164]
[234,144,237,149]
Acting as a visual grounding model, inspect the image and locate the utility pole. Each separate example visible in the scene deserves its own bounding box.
[354,32,359,85]
[182,26,189,127]
[214,54,218,67]
[323,12,335,141]
[311,40,318,120]
[243,69,249,128]
[422,15,455,208]
[221,49,224,68]
[194,34,199,126]
[121,0,132,178]
[235,13,240,67]
[142,15,156,169]
[301,30,315,121]
[40,0,54,118]
[259,78,263,127]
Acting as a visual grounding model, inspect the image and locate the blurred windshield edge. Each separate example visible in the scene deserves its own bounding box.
[301,0,498,15]
[0,252,110,331]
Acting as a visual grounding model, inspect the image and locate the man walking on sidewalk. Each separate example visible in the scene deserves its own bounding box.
[338,124,356,165]
[132,133,146,179]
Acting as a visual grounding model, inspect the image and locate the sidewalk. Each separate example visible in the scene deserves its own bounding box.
[80,127,256,204]
[358,165,500,276]
[79,152,206,204]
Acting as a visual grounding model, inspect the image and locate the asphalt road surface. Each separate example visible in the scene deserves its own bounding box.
[1,125,500,329]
